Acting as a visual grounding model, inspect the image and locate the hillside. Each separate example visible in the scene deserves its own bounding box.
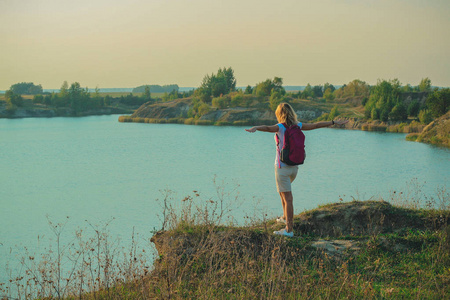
[407,111,450,147]
[120,97,332,126]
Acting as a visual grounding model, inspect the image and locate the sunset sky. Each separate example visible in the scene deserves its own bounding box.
[1,0,449,90]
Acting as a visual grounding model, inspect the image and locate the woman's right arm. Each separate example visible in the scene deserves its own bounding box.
[245,125,279,133]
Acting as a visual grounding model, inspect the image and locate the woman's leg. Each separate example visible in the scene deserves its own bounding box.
[280,191,293,232]
[279,192,286,220]
[275,166,297,232]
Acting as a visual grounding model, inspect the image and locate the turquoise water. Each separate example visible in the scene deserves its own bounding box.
[1,115,449,280]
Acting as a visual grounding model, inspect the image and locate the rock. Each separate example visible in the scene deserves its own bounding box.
[311,239,360,256]
[296,110,321,120]
[131,99,190,119]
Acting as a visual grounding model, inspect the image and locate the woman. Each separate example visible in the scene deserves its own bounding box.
[245,103,348,237]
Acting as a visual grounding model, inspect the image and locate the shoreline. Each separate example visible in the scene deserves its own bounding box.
[0,106,135,119]
[117,115,426,134]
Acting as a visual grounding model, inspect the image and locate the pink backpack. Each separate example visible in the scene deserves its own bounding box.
[277,123,306,166]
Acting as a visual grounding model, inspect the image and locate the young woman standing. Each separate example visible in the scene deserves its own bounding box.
[245,103,348,237]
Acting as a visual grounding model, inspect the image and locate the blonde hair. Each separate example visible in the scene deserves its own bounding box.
[275,103,298,127]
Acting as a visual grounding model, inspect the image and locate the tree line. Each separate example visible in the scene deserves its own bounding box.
[188,69,448,123]
[132,84,179,94]
[3,71,448,123]
[2,81,188,115]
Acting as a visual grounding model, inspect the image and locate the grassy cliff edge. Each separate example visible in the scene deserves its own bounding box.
[146,200,449,299]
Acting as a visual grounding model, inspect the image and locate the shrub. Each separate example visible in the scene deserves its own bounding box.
[195,120,213,125]
[184,118,196,125]
[197,103,211,117]
[166,118,177,123]
[230,94,244,107]
[406,133,419,141]
[233,120,252,126]
[419,109,433,124]
[329,105,340,120]
[215,121,232,126]
[118,116,132,122]
[33,94,44,104]
[212,96,230,109]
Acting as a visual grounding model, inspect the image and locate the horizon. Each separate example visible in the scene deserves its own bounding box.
[1,0,449,90]
[1,83,450,94]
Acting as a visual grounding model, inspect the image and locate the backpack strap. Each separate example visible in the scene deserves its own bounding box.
[276,123,288,169]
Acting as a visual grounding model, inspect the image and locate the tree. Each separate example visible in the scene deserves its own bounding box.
[10,82,43,95]
[59,81,69,106]
[328,105,340,120]
[402,84,413,92]
[197,67,237,100]
[104,95,112,106]
[143,86,151,100]
[217,67,236,92]
[418,77,432,92]
[364,79,401,121]
[302,84,313,98]
[253,77,285,98]
[312,85,323,98]
[407,100,420,117]
[5,90,24,107]
[44,94,53,106]
[334,79,369,98]
[269,90,284,111]
[211,77,228,97]
[371,107,379,120]
[380,104,391,122]
[68,82,91,113]
[426,88,449,118]
[389,103,408,121]
[244,85,253,94]
[33,94,44,104]
[418,109,433,124]
[51,93,65,108]
[92,86,104,108]
[323,88,335,102]
[323,83,335,93]
[254,79,273,97]
[272,77,284,94]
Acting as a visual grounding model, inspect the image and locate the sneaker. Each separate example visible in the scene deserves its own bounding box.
[273,228,294,238]
[276,217,286,224]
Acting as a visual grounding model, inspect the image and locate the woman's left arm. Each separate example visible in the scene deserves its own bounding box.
[302,119,348,131]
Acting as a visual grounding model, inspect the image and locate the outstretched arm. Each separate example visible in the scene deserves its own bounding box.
[302,119,348,131]
[245,125,279,133]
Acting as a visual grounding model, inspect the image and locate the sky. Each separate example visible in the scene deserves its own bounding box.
[1,0,449,90]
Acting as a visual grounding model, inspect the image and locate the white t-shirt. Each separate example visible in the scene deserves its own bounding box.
[274,122,303,167]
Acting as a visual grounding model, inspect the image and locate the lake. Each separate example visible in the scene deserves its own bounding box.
[1,115,449,281]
